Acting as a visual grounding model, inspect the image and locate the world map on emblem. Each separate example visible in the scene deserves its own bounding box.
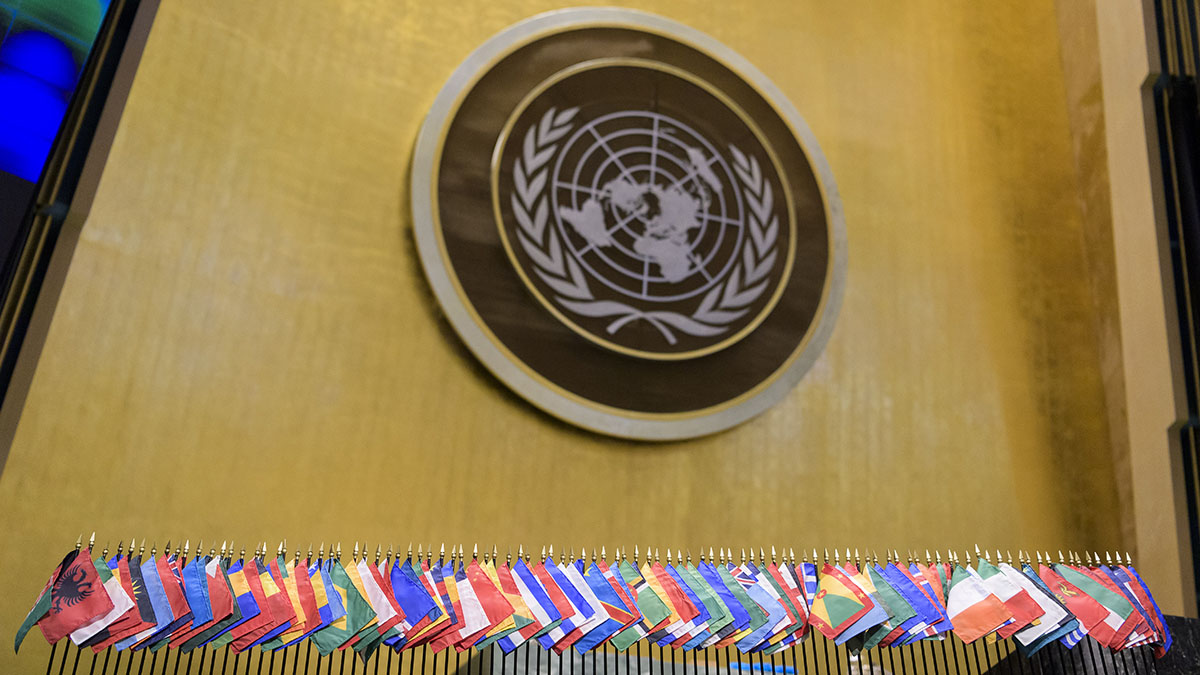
[415,10,844,438]
[496,64,796,359]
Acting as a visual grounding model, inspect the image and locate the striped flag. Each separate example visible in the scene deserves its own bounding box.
[945,565,1012,643]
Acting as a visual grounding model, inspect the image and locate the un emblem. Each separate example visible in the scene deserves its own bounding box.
[413,9,845,439]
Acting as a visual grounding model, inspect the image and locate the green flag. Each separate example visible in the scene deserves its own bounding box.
[682,564,732,636]
[610,560,671,651]
[311,560,373,655]
[862,566,916,650]
[715,565,768,637]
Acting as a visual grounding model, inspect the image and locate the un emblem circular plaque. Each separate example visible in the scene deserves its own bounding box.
[412,8,846,440]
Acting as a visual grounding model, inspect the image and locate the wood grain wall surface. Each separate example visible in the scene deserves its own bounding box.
[0,1,1129,670]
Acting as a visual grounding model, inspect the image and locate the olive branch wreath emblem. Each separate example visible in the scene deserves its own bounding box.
[509,107,779,345]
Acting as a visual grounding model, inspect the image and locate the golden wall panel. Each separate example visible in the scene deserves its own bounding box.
[0,0,1125,669]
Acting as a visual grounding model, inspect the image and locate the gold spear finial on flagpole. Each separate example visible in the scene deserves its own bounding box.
[666,549,673,565]
[789,548,797,565]
[375,544,382,565]
[140,539,147,558]
[1105,551,1113,565]
[823,548,829,564]
[854,548,860,568]
[1057,550,1065,564]
[182,540,189,560]
[335,543,342,560]
[833,548,839,564]
[439,543,445,562]
[472,544,478,561]
[75,533,83,551]
[507,546,512,565]
[581,547,587,564]
[115,539,124,558]
[88,532,95,551]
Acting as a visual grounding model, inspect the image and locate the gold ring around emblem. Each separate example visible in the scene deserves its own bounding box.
[420,14,843,430]
[490,57,798,361]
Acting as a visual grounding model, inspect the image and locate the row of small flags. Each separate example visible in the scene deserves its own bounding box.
[15,537,1172,665]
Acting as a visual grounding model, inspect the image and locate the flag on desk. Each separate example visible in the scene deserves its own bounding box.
[680,563,730,649]
[906,562,952,638]
[1012,562,1079,654]
[945,564,1012,643]
[289,558,340,647]
[456,557,513,649]
[475,561,533,649]
[401,558,450,648]
[389,556,441,646]
[972,559,1043,639]
[695,559,747,648]
[143,552,193,649]
[79,554,143,651]
[807,563,871,641]
[116,554,173,650]
[1038,563,1118,648]
[498,557,561,652]
[549,557,604,651]
[1076,563,1148,649]
[609,560,667,651]
[663,560,711,648]
[197,557,255,650]
[996,562,1068,648]
[831,563,889,646]
[711,560,766,650]
[174,554,212,639]
[1121,562,1173,657]
[311,558,370,655]
[601,559,645,639]
[572,561,634,652]
[69,555,133,646]
[860,565,916,650]
[1056,563,1135,649]
[262,557,319,650]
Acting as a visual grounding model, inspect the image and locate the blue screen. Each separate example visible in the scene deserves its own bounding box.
[0,0,112,182]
